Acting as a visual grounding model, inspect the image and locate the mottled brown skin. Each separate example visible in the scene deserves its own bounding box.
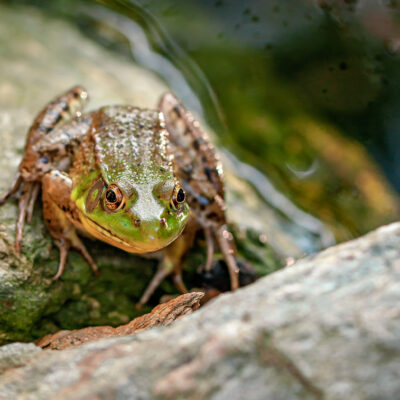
[0,86,239,306]
[159,94,239,290]
[0,87,87,253]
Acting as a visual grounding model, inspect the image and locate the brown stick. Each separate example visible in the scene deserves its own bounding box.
[37,292,204,350]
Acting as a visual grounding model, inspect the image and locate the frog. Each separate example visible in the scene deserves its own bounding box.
[0,86,239,307]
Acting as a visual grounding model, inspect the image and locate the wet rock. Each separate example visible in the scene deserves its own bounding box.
[1,222,399,399]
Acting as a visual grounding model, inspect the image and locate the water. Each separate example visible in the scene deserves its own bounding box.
[5,0,400,247]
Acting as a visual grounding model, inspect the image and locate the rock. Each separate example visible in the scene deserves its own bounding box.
[0,342,41,375]
[1,222,399,399]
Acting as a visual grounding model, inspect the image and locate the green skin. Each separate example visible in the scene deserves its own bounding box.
[71,167,189,254]
[62,105,190,255]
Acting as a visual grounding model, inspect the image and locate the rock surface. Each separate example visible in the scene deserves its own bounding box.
[1,222,399,400]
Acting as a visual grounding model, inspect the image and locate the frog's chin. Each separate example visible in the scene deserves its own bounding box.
[80,214,174,253]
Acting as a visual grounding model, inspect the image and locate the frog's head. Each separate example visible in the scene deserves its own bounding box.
[71,106,189,253]
[73,167,189,253]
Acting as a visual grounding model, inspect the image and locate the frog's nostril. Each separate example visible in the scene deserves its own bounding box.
[134,218,141,227]
[160,218,168,228]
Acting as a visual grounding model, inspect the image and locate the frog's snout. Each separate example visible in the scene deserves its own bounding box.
[127,214,182,252]
[130,215,169,235]
[131,216,168,229]
[127,199,189,251]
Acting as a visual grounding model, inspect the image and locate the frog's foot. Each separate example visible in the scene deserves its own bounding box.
[137,224,196,309]
[0,174,22,205]
[14,180,40,254]
[137,224,239,308]
[53,238,69,280]
[70,234,99,278]
[215,225,239,290]
[0,174,41,253]
[52,235,99,281]
[137,268,187,310]
[137,264,173,309]
[26,182,40,223]
[204,227,215,272]
[137,214,200,308]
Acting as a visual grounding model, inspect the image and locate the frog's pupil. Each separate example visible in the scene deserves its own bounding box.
[106,190,117,203]
[177,188,185,203]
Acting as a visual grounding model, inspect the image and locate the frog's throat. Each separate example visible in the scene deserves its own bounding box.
[78,212,168,254]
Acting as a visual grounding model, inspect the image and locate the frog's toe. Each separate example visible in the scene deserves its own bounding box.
[137,265,172,308]
[14,180,38,255]
[53,238,69,280]
[26,183,40,223]
[71,234,99,277]
[0,174,22,205]
[77,246,99,277]
[1,177,34,255]
[216,225,240,291]
[52,235,99,280]
[14,240,22,255]
[137,258,189,309]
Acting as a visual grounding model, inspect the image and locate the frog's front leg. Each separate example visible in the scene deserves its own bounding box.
[0,86,88,253]
[137,214,197,308]
[42,170,98,280]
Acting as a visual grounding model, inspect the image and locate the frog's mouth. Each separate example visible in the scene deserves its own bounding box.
[79,213,171,254]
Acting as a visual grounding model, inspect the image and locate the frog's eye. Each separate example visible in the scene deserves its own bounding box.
[104,184,124,211]
[171,185,186,209]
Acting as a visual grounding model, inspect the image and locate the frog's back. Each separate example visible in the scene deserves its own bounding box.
[69,105,173,193]
[96,106,171,181]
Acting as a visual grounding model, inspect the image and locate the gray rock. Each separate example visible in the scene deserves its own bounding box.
[1,222,399,400]
[0,342,41,374]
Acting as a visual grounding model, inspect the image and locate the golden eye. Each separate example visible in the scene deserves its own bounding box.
[171,185,186,208]
[104,184,124,211]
